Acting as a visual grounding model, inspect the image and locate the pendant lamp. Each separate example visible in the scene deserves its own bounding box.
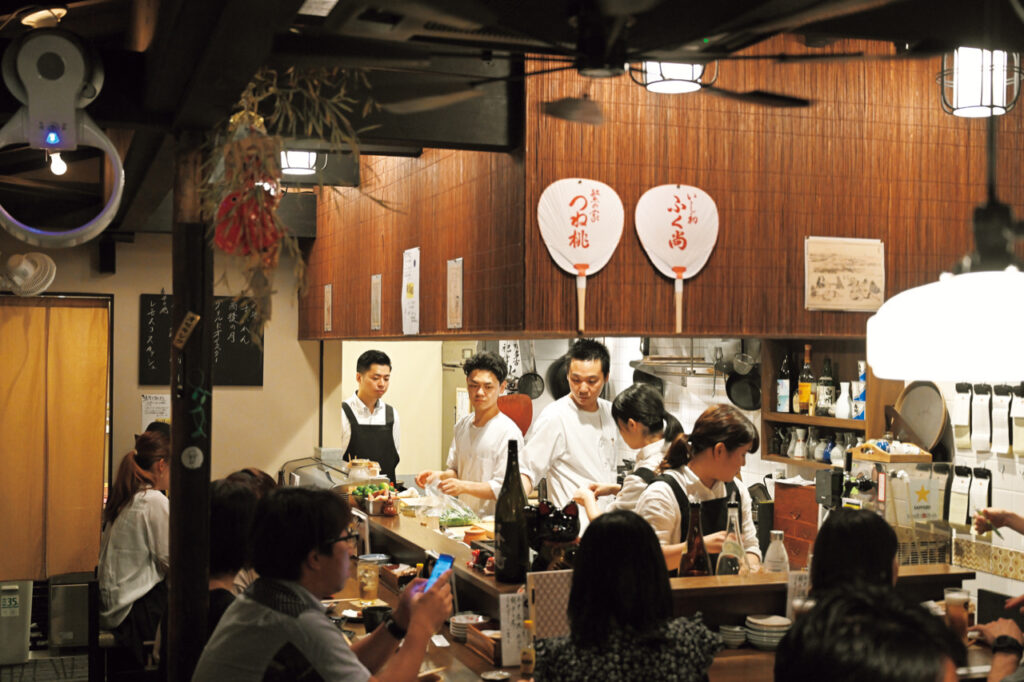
[280,150,326,176]
[938,47,1022,118]
[631,61,717,94]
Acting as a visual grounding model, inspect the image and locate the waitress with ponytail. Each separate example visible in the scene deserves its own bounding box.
[98,431,171,669]
[573,383,683,519]
[635,404,762,573]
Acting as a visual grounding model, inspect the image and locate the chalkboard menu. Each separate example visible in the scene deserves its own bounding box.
[139,293,264,386]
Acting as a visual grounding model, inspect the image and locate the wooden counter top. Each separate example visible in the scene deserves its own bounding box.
[365,512,975,626]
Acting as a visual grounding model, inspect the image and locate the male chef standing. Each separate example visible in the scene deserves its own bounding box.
[521,339,619,526]
[341,350,401,483]
[415,351,524,516]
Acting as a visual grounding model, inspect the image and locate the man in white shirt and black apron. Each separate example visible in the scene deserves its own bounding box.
[341,350,401,483]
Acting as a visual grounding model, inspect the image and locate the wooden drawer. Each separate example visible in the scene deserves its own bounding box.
[782,536,813,569]
[773,516,818,543]
[774,483,817,526]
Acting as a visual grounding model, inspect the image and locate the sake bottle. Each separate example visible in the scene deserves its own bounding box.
[798,345,814,415]
[679,500,712,577]
[715,501,750,576]
[494,440,529,583]
[777,352,792,413]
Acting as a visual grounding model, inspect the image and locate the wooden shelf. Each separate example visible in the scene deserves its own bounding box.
[762,454,837,470]
[762,411,865,431]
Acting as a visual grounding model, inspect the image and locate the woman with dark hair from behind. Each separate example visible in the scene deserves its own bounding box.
[97,431,171,671]
[810,508,899,596]
[573,383,683,519]
[635,404,763,573]
[533,510,722,682]
[208,479,259,635]
[225,467,277,593]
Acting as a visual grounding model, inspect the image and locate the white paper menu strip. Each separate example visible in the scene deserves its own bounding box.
[402,248,420,335]
[370,274,382,331]
[499,592,529,667]
[948,470,972,526]
[993,394,1012,454]
[972,391,992,453]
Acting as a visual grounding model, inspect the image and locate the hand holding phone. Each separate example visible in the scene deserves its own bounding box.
[421,553,454,592]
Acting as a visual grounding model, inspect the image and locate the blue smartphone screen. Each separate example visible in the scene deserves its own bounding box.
[423,553,453,591]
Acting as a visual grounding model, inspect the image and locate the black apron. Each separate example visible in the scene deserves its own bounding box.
[652,474,741,576]
[342,402,400,483]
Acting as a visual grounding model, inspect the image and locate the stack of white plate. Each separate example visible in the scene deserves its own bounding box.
[449,613,486,641]
[718,624,747,648]
[744,614,791,651]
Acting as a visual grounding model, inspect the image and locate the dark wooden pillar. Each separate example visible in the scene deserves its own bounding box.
[168,131,212,681]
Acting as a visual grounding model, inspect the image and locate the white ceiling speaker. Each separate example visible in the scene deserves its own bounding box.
[0,28,123,248]
[0,252,57,296]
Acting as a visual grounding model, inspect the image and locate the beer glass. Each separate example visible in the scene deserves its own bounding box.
[944,587,970,645]
[357,559,380,606]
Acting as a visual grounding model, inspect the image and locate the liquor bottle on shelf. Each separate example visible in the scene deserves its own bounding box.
[798,344,814,415]
[763,530,790,574]
[679,500,712,577]
[835,381,852,419]
[715,500,750,576]
[776,352,792,413]
[494,440,529,584]
[816,357,836,416]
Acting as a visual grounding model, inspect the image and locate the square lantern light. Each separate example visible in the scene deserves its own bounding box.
[280,150,327,176]
[939,47,1022,117]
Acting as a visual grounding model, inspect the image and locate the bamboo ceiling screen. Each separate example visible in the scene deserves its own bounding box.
[0,297,110,581]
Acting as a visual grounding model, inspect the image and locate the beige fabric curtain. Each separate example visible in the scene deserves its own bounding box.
[46,306,109,576]
[0,306,48,580]
[0,299,109,581]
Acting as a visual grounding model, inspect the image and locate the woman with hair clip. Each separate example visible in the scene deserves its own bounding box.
[573,383,683,520]
[97,431,171,670]
[635,404,763,573]
[533,510,722,681]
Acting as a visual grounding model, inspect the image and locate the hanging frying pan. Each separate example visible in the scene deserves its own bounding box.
[546,354,571,400]
[726,367,761,411]
[517,340,545,400]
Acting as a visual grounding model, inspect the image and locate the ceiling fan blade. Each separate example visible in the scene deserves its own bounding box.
[379,88,484,114]
[597,0,663,17]
[701,84,810,108]
[542,96,605,125]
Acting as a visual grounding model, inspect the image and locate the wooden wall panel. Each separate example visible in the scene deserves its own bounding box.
[523,36,1015,337]
[302,35,1024,340]
[300,149,525,338]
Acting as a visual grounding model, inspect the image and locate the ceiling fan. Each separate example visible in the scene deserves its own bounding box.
[369,0,927,120]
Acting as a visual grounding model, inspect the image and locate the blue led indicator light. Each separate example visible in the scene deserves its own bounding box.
[45,131,60,145]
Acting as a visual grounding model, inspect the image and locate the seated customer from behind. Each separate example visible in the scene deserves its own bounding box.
[809,508,898,595]
[98,431,170,671]
[193,487,452,681]
[775,588,965,682]
[207,479,259,635]
[533,510,722,682]
[415,351,524,516]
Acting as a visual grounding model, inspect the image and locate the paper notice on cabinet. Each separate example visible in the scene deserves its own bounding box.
[401,248,419,335]
[370,274,382,330]
[446,257,463,329]
[141,394,170,431]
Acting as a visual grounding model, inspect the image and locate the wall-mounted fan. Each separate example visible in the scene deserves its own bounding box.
[0,251,57,296]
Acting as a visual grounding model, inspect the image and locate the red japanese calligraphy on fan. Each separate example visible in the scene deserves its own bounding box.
[635,185,719,333]
[538,178,624,333]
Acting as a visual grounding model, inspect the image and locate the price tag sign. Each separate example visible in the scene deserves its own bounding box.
[1,592,19,617]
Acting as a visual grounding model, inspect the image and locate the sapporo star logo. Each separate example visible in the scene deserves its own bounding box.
[916,485,930,503]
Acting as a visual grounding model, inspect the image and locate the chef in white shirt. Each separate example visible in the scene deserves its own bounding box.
[521,339,619,524]
[416,351,524,516]
[572,382,683,519]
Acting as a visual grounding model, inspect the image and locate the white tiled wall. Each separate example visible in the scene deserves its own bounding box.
[933,381,1024,603]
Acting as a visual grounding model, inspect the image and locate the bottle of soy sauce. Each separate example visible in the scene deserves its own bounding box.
[495,440,529,583]
[678,500,712,577]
